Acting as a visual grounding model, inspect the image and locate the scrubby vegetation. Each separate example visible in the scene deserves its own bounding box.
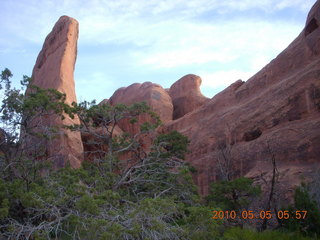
[0,68,319,239]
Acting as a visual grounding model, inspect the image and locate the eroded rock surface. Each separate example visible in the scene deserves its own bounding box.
[26,16,83,168]
[169,74,209,120]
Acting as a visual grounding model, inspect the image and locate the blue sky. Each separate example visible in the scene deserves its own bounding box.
[0,0,316,103]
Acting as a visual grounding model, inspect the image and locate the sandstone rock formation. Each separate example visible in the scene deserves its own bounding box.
[26,16,83,168]
[162,1,320,197]
[108,82,173,135]
[24,2,320,200]
[169,74,209,120]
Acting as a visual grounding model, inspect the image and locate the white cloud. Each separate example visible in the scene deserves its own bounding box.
[137,46,236,69]
[1,0,316,44]
[128,19,301,71]
[218,0,316,12]
[0,0,317,100]
[200,70,253,89]
[274,0,316,11]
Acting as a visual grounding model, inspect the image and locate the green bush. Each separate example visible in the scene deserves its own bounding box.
[206,177,261,210]
[282,183,320,238]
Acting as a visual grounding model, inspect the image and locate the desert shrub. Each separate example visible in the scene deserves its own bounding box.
[206,177,261,211]
[281,183,320,238]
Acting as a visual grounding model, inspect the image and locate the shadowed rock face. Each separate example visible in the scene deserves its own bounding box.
[27,16,83,168]
[162,0,320,196]
[169,74,209,120]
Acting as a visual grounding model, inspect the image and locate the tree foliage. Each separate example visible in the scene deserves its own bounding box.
[282,183,320,237]
[0,69,74,187]
[206,177,261,211]
[0,68,222,239]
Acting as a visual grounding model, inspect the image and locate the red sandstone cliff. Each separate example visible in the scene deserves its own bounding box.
[162,1,320,196]
[106,2,320,196]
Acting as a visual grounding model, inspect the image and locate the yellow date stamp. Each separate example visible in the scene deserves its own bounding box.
[212,210,307,220]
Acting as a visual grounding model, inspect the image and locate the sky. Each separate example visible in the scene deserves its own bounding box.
[0,0,317,103]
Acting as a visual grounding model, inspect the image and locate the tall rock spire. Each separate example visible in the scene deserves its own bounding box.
[27,16,83,168]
